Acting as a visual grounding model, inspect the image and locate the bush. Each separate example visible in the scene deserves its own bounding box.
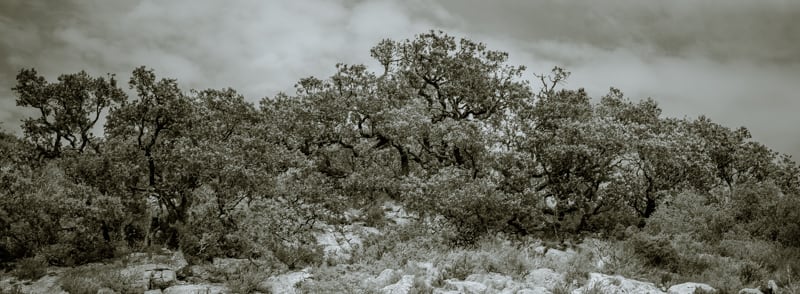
[0,163,135,265]
[13,255,47,280]
[738,261,765,284]
[240,195,327,270]
[627,233,680,272]
[401,168,539,246]
[59,263,138,294]
[177,203,252,264]
[224,265,271,294]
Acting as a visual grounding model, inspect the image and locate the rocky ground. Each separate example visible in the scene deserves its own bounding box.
[1,247,779,294]
[0,202,786,294]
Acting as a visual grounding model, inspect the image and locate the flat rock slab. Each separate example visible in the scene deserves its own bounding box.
[0,275,68,294]
[262,268,312,294]
[381,275,415,294]
[669,282,716,294]
[163,284,229,294]
[466,273,515,290]
[573,273,665,294]
[516,287,553,294]
[526,268,564,289]
[445,279,489,293]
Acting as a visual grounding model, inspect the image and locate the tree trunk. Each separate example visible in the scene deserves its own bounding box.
[394,144,409,176]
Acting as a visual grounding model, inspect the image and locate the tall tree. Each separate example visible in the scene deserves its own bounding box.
[12,69,126,158]
[105,66,195,246]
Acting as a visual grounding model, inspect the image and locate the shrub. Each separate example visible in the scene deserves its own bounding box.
[401,169,538,246]
[738,261,765,284]
[177,211,251,264]
[439,252,478,281]
[241,196,327,270]
[13,255,47,280]
[643,191,726,241]
[627,233,680,272]
[363,204,388,228]
[59,263,138,294]
[224,265,271,294]
[0,163,134,265]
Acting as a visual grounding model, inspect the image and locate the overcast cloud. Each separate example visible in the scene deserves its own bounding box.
[1,0,798,158]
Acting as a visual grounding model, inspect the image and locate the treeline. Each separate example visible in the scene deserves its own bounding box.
[1,31,798,267]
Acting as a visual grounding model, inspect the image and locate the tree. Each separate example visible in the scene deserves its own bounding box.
[13,69,126,158]
[596,89,696,220]
[105,66,196,246]
[687,116,779,194]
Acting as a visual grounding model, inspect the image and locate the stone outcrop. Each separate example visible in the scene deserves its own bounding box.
[381,275,415,294]
[573,273,665,294]
[162,284,229,294]
[526,268,564,289]
[444,279,489,293]
[259,268,312,294]
[668,282,716,294]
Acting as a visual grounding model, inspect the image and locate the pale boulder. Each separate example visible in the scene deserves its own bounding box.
[668,282,716,294]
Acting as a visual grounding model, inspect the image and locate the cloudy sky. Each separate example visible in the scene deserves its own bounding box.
[1,0,799,158]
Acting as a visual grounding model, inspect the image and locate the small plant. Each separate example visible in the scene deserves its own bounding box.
[628,233,680,272]
[225,266,270,294]
[0,284,23,294]
[738,261,765,284]
[561,248,597,286]
[59,263,138,294]
[582,281,610,294]
[59,272,103,294]
[13,255,47,281]
[441,253,474,281]
[271,241,324,270]
[363,205,387,228]
[550,282,571,294]
[412,275,435,294]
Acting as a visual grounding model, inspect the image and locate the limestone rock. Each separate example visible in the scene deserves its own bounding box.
[383,201,412,225]
[410,262,441,289]
[162,284,228,294]
[526,268,564,289]
[121,262,184,291]
[96,287,118,294]
[517,287,553,294]
[466,273,514,290]
[127,250,187,270]
[144,290,163,294]
[768,280,779,293]
[364,269,399,289]
[2,275,68,294]
[381,275,415,294]
[260,268,312,294]
[668,282,716,294]
[738,288,764,294]
[150,269,177,289]
[315,224,367,263]
[212,258,251,275]
[544,248,576,266]
[574,273,664,294]
[432,290,461,294]
[445,279,489,293]
[177,265,215,283]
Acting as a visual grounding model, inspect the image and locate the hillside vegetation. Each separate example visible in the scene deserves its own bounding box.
[1,31,799,293]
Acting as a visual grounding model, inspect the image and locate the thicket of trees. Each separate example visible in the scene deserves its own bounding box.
[1,31,798,266]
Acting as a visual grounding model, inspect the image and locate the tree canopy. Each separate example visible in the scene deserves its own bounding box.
[2,31,798,265]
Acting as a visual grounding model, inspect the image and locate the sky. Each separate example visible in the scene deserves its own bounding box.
[1,0,799,158]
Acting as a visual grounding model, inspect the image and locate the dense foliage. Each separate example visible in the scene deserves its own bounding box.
[1,31,798,268]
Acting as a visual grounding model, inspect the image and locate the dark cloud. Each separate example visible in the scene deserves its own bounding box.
[435,0,800,159]
[438,0,800,64]
[1,0,798,158]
